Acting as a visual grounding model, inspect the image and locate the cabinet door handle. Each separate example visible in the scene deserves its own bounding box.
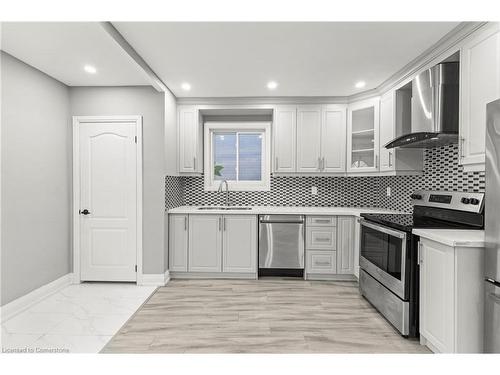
[184,216,187,231]
[322,157,326,171]
[314,219,331,223]
[317,157,321,171]
[375,154,379,168]
[218,217,222,231]
[223,217,226,231]
[193,157,196,170]
[388,152,393,167]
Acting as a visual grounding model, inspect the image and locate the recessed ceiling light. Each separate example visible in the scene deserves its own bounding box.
[355,81,366,89]
[267,81,278,90]
[181,82,191,91]
[83,65,97,74]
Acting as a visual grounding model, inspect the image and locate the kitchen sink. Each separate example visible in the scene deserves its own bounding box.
[197,206,252,210]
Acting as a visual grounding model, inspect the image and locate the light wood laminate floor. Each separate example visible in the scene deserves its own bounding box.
[102,278,430,353]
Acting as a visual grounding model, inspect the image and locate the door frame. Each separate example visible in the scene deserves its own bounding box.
[72,115,143,284]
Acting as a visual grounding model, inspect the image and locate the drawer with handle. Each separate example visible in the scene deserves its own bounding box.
[306,227,337,250]
[306,251,337,274]
[306,216,337,226]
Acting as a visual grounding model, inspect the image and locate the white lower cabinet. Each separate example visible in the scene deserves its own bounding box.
[419,238,484,353]
[169,214,257,276]
[168,214,188,272]
[305,215,355,279]
[188,215,222,272]
[307,251,337,274]
[337,216,355,274]
[306,227,337,250]
[222,215,257,273]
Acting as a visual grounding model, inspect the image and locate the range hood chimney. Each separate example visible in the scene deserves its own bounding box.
[385,62,459,149]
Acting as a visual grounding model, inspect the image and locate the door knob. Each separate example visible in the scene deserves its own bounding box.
[79,209,91,215]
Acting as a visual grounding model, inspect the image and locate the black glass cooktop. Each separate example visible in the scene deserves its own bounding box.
[360,211,484,233]
[360,213,414,232]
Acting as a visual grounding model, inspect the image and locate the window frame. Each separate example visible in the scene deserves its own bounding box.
[204,122,271,191]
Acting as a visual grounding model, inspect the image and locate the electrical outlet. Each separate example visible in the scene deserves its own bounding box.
[386,186,391,197]
[311,186,318,195]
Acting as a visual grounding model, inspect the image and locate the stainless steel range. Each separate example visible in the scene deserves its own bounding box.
[359,190,485,337]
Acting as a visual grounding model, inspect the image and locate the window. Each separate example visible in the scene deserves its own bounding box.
[204,122,271,191]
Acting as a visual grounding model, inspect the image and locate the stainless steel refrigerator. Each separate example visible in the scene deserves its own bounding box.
[485,98,500,353]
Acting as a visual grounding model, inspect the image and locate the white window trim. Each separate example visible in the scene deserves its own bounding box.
[204,122,271,191]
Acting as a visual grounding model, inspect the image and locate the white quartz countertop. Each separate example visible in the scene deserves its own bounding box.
[412,229,485,248]
[168,205,402,216]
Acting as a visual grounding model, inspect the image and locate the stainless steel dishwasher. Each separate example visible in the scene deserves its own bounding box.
[258,215,305,277]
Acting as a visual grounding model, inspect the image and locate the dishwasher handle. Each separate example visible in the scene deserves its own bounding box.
[259,215,305,224]
[259,220,304,224]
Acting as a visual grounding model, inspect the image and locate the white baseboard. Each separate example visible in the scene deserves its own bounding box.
[1,273,73,323]
[139,271,169,286]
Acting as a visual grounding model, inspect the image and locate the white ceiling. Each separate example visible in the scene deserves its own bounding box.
[1,22,150,86]
[113,22,460,97]
[1,22,461,96]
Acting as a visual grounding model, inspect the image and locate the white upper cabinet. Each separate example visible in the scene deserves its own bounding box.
[347,97,380,173]
[178,105,202,173]
[274,104,346,174]
[273,106,297,173]
[296,105,322,172]
[322,105,347,173]
[379,91,395,172]
[459,23,500,171]
[379,89,423,174]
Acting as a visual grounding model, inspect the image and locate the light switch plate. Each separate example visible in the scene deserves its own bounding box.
[311,186,318,195]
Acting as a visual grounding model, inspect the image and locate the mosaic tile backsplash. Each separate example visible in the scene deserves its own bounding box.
[165,144,485,213]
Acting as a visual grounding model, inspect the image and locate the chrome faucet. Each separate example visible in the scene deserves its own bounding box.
[217,180,230,207]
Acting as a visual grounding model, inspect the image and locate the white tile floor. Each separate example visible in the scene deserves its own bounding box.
[1,283,156,353]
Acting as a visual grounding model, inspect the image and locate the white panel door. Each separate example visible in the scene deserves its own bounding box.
[188,215,222,272]
[321,105,346,173]
[79,121,137,281]
[222,215,257,273]
[273,106,297,173]
[297,105,322,173]
[379,91,395,172]
[178,106,200,173]
[337,216,354,274]
[419,240,455,353]
[169,214,188,272]
[460,24,500,169]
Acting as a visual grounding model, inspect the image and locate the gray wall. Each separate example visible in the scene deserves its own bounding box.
[1,52,71,305]
[69,86,166,274]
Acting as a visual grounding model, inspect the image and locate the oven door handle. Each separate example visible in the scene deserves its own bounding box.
[359,219,407,239]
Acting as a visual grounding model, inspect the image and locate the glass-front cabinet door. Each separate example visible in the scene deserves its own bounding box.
[347,97,380,173]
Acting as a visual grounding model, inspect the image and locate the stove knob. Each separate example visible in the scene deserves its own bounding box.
[461,197,470,205]
[410,194,422,200]
[470,198,480,205]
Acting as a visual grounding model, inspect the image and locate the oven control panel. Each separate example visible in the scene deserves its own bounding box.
[410,190,484,213]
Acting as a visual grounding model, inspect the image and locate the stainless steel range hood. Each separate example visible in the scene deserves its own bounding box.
[385,62,459,149]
